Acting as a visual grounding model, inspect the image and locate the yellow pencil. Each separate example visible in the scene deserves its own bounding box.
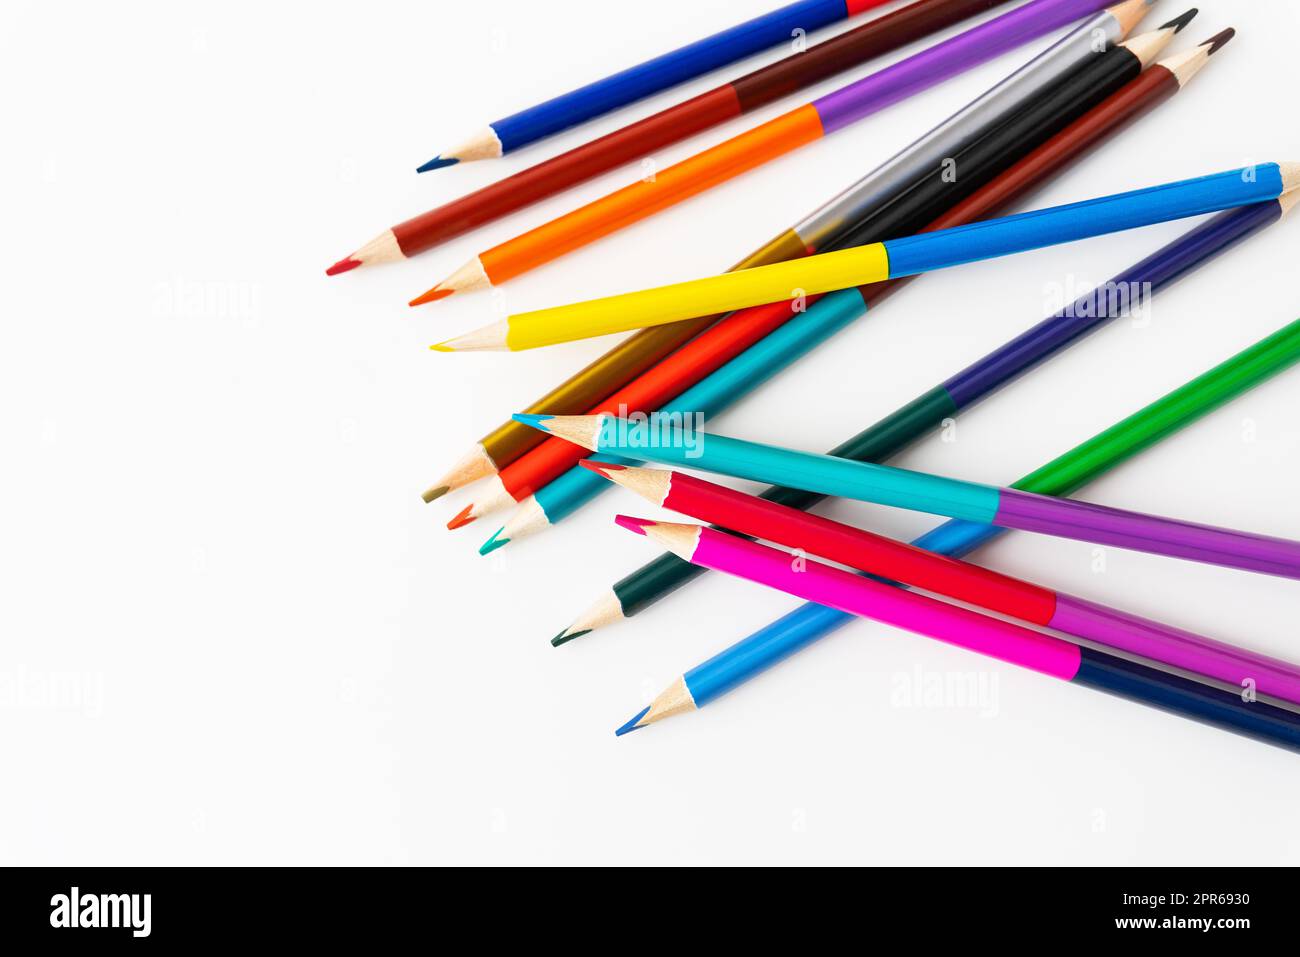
[434,246,886,353]
[431,163,1299,353]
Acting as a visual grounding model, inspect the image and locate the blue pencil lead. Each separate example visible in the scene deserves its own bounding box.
[614,706,651,737]
[511,413,554,433]
[416,156,459,173]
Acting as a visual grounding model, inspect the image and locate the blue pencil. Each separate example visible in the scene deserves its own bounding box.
[418,0,877,172]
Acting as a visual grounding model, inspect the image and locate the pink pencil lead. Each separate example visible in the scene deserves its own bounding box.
[614,515,654,535]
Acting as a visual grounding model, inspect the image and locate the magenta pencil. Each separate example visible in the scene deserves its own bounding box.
[617,517,1083,679]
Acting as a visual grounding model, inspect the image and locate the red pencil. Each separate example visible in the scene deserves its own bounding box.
[591,463,1053,618]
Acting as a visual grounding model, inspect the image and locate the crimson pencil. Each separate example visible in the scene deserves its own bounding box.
[328,0,1009,274]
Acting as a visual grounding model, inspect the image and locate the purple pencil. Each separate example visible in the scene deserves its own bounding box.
[810,0,1114,132]
[423,0,1126,299]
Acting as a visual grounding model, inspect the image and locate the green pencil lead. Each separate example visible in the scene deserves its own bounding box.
[552,628,591,648]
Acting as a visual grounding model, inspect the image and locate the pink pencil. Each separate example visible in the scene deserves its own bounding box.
[616,516,1081,679]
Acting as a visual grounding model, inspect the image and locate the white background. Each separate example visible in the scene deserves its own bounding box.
[3,0,1298,866]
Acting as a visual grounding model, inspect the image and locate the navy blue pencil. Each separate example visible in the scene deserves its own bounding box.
[417,0,885,171]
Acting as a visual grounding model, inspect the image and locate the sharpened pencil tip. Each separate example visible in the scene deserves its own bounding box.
[511,413,554,433]
[615,706,651,737]
[578,459,624,479]
[479,527,510,556]
[1204,27,1234,54]
[326,257,361,276]
[446,504,476,530]
[429,342,454,352]
[552,628,591,648]
[614,514,653,535]
[410,286,455,307]
[422,485,450,503]
[1159,9,1197,33]
[416,156,459,173]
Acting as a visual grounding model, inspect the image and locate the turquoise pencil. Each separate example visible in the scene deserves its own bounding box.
[514,413,1300,580]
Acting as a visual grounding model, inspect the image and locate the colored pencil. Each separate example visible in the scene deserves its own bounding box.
[612,319,1300,736]
[415,0,895,172]
[557,185,1291,644]
[413,0,1118,303]
[417,0,1156,501]
[518,408,1300,578]
[591,464,1300,704]
[613,517,1300,753]
[436,161,1298,351]
[334,0,1018,276]
[466,24,1202,536]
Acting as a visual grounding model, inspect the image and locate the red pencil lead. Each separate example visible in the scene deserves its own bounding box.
[325,257,361,277]
[409,286,454,307]
[446,504,476,530]
[578,459,625,478]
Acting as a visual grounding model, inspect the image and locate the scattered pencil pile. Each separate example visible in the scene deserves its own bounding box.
[329,0,1300,752]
